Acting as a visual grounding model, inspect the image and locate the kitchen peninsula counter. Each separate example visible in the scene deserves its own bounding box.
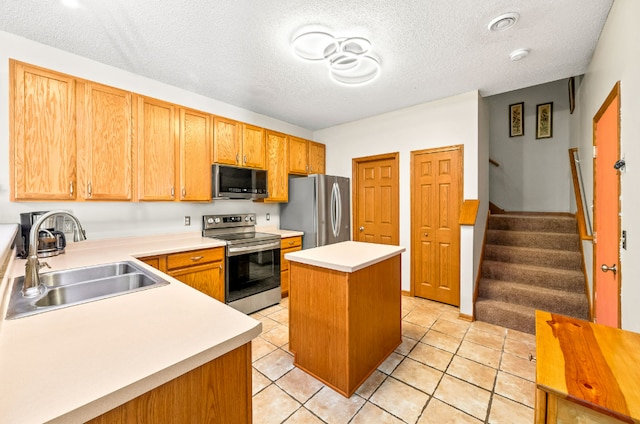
[0,231,260,423]
[286,241,405,397]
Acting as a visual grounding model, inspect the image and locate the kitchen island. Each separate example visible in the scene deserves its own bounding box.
[0,229,262,423]
[285,241,405,397]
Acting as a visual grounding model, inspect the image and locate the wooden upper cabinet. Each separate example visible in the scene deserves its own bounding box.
[77,82,134,201]
[213,116,241,166]
[213,118,265,170]
[288,136,308,175]
[10,60,77,200]
[308,141,326,174]
[264,130,288,202]
[137,96,178,201]
[241,124,265,169]
[179,108,212,201]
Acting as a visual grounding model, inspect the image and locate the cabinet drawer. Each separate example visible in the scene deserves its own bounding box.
[167,248,224,270]
[281,236,302,249]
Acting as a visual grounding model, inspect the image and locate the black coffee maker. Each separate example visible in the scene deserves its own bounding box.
[18,211,67,258]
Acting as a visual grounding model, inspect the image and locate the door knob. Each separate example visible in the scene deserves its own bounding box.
[601,264,617,275]
[359,226,364,232]
[424,232,428,237]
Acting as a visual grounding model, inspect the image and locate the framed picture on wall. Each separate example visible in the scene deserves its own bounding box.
[536,102,553,139]
[509,102,524,137]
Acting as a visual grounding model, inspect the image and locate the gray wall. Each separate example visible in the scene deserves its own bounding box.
[486,79,572,212]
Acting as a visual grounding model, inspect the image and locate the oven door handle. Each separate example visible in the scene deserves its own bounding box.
[227,240,281,256]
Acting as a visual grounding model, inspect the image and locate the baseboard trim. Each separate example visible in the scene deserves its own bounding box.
[458,313,474,322]
[401,290,412,297]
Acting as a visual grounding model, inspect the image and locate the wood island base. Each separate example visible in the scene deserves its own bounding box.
[289,255,402,397]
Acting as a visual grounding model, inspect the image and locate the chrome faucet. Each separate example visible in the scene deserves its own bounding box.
[22,210,87,297]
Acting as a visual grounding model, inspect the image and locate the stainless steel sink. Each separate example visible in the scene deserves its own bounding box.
[6,261,170,319]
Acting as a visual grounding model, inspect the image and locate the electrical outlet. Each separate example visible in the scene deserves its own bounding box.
[266,213,270,221]
[184,216,191,226]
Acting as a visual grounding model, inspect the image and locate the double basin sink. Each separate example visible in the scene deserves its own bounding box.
[6,261,170,319]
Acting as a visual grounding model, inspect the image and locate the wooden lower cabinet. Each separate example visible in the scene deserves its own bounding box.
[280,236,302,297]
[139,247,225,302]
[289,255,401,397]
[87,342,252,424]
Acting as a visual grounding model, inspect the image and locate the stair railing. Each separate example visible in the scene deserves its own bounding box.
[569,148,593,240]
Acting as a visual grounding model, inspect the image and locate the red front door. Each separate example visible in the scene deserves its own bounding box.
[593,82,621,328]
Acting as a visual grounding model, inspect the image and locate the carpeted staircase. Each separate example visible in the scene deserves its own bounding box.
[475,213,590,334]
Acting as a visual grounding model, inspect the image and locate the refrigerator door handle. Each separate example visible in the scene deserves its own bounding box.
[331,182,340,238]
[334,182,342,238]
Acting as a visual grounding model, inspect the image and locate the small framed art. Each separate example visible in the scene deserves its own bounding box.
[536,102,553,139]
[509,102,524,137]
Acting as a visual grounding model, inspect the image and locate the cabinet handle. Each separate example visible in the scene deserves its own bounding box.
[69,181,74,196]
[190,256,204,261]
[306,165,309,172]
[171,187,175,197]
[288,241,294,246]
[244,155,247,164]
[236,153,240,164]
[88,182,92,197]
[182,188,186,197]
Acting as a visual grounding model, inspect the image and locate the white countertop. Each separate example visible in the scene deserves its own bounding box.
[256,225,304,238]
[284,241,405,273]
[0,230,261,424]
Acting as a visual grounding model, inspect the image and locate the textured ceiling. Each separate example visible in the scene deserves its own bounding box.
[0,0,613,131]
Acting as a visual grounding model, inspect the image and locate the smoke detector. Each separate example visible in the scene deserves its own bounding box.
[510,48,530,61]
[488,13,520,31]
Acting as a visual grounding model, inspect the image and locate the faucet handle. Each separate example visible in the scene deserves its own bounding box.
[39,262,51,271]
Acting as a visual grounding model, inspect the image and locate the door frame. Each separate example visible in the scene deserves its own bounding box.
[409,144,464,298]
[351,152,400,244]
[593,81,622,327]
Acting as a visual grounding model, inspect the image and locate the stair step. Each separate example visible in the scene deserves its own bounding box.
[475,298,535,334]
[482,261,585,293]
[484,245,583,271]
[486,229,580,251]
[478,279,589,320]
[489,214,577,234]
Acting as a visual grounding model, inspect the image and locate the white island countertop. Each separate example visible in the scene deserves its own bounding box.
[0,231,261,424]
[285,241,405,273]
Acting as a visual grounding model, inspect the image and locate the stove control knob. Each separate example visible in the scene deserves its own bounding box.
[249,215,255,222]
[244,216,250,222]
[214,217,221,224]
[207,217,214,224]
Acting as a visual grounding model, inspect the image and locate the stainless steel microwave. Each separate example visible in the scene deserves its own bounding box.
[212,164,268,199]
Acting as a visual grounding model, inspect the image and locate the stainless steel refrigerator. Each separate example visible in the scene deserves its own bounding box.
[280,174,351,250]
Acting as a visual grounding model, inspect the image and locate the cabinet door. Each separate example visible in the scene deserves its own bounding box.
[280,237,302,297]
[213,116,241,166]
[169,262,225,302]
[241,124,265,169]
[77,82,134,200]
[179,108,212,201]
[288,136,308,175]
[137,97,177,200]
[265,130,288,202]
[10,60,76,200]
[308,141,326,174]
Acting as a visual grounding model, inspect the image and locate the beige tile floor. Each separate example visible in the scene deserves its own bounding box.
[250,295,536,424]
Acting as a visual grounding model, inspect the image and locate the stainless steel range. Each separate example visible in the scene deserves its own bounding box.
[202,213,281,314]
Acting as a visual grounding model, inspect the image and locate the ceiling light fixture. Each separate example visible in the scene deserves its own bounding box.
[61,0,80,8]
[509,48,530,61]
[488,12,520,31]
[292,30,380,85]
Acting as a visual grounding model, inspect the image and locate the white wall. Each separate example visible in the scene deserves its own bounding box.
[314,91,487,312]
[571,0,640,332]
[0,31,313,238]
[486,79,572,212]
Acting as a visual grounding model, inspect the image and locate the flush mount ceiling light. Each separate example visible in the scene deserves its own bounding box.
[510,48,530,61]
[292,30,380,85]
[488,12,520,31]
[61,0,80,8]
